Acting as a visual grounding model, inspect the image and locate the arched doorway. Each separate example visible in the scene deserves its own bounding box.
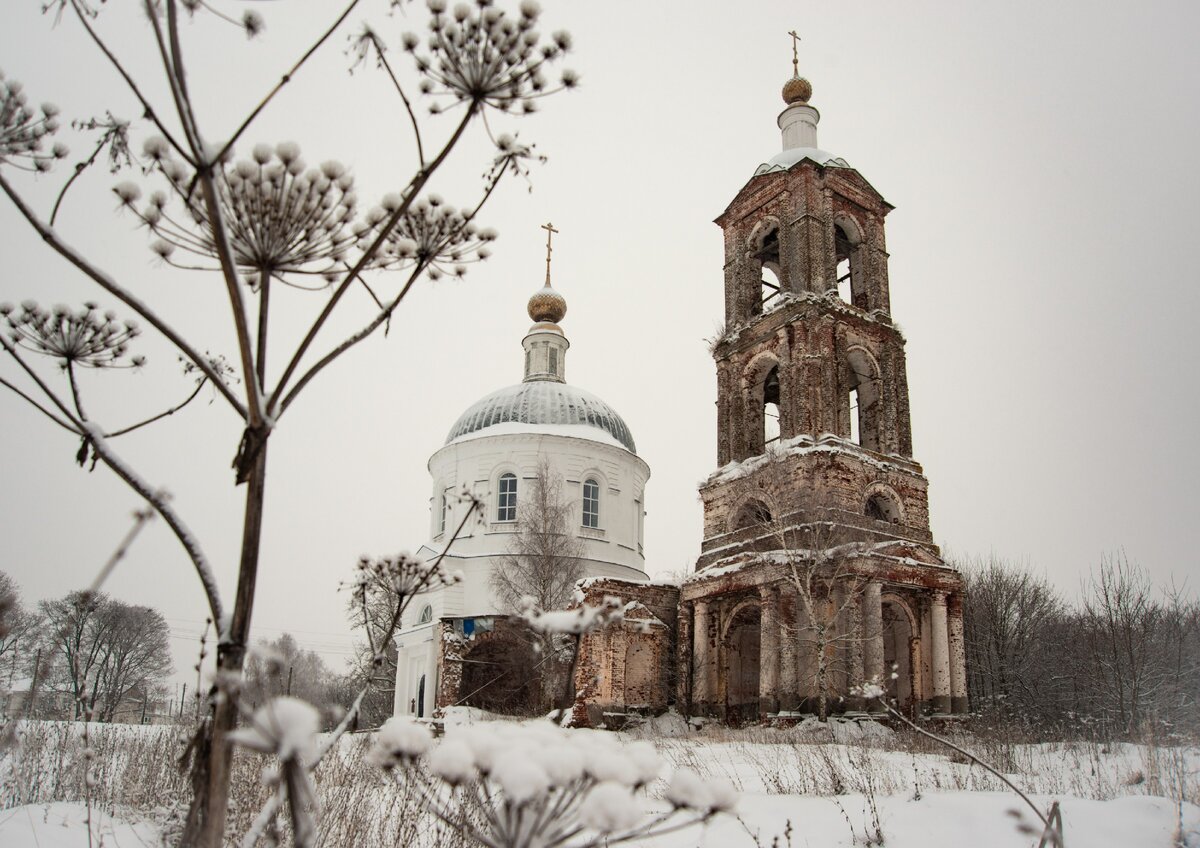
[881,598,916,714]
[459,636,538,715]
[723,603,761,726]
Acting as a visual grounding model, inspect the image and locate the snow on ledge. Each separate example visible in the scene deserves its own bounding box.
[704,433,913,486]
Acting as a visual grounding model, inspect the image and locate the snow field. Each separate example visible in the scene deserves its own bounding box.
[1,716,1197,846]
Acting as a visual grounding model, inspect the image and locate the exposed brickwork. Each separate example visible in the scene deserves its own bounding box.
[567,579,679,727]
[682,153,968,722]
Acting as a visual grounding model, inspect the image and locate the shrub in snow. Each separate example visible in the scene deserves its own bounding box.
[371,718,734,847]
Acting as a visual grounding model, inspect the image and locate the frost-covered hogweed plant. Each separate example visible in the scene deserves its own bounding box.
[353,550,464,600]
[406,0,577,115]
[358,193,498,280]
[1,301,143,368]
[0,70,68,172]
[230,696,323,847]
[121,140,362,286]
[371,718,736,848]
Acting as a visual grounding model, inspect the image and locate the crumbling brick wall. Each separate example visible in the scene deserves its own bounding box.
[568,578,681,728]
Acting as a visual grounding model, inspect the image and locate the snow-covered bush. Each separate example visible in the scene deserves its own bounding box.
[371,717,735,848]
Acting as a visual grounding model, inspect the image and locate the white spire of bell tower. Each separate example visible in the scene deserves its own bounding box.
[778,30,820,150]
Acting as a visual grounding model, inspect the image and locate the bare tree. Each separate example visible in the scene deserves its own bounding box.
[491,458,586,709]
[344,568,401,727]
[37,590,172,721]
[959,555,1063,718]
[0,2,573,841]
[733,456,872,721]
[492,459,586,613]
[0,571,36,692]
[780,517,871,721]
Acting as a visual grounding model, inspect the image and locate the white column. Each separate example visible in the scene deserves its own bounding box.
[758,586,780,714]
[862,582,885,700]
[930,591,951,714]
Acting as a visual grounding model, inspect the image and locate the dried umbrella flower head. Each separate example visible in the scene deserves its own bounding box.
[123,139,364,286]
[0,71,68,172]
[1,301,143,368]
[407,0,577,114]
[371,718,736,847]
[357,193,498,280]
[353,551,462,599]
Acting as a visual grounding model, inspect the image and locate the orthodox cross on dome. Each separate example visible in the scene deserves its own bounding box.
[788,30,801,77]
[541,221,559,286]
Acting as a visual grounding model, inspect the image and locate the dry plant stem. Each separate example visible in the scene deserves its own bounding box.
[215,0,363,165]
[0,375,76,432]
[88,507,154,593]
[84,426,224,625]
[152,0,264,424]
[367,37,425,165]
[878,698,1059,841]
[277,152,506,415]
[67,0,193,162]
[51,126,122,226]
[0,172,246,415]
[104,378,207,437]
[268,103,479,415]
[0,336,223,622]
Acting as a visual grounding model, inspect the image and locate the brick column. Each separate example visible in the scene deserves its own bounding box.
[929,591,951,715]
[948,596,968,714]
[845,584,865,711]
[779,585,799,711]
[693,601,713,713]
[758,585,780,715]
[676,602,693,713]
[862,582,885,711]
[794,588,817,713]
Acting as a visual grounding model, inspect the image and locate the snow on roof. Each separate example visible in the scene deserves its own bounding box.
[444,380,637,453]
[754,146,850,176]
[446,420,629,452]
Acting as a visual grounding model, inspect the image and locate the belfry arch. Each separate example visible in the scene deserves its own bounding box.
[844,346,882,451]
[833,214,867,309]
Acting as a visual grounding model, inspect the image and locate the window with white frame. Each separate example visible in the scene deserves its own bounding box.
[418,604,433,625]
[439,489,449,535]
[582,478,600,528]
[497,472,518,522]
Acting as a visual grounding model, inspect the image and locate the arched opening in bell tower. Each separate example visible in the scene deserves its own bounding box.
[763,365,781,447]
[834,219,868,310]
[748,223,783,318]
[845,348,881,451]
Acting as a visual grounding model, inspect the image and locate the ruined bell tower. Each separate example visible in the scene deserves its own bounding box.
[678,45,968,723]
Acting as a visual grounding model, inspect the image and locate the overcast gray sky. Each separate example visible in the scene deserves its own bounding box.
[2,0,1197,683]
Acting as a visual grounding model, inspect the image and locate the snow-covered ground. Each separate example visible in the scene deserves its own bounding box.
[2,715,1197,847]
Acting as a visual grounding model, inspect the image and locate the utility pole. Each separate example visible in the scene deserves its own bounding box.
[286,665,293,696]
[25,648,40,719]
[179,683,187,719]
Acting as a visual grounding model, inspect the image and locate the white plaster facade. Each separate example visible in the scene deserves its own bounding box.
[393,276,650,719]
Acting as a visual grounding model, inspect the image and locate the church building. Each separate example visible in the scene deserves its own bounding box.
[392,235,652,720]
[396,51,968,726]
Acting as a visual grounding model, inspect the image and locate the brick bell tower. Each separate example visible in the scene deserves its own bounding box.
[677,43,968,722]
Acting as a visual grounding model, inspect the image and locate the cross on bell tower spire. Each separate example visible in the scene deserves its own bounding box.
[788,29,801,78]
